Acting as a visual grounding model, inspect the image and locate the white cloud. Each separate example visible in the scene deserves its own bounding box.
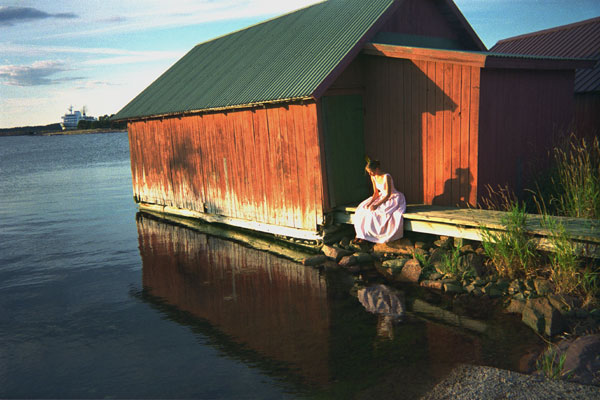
[0,60,83,86]
[34,0,324,39]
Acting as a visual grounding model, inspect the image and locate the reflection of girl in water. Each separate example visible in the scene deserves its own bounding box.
[353,159,406,244]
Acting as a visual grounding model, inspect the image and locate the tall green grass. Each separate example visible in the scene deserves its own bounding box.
[479,134,599,305]
[551,135,600,219]
[480,201,539,280]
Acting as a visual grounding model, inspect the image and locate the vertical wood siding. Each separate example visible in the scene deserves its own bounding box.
[136,215,330,385]
[574,93,600,139]
[478,69,575,199]
[128,102,324,232]
[381,0,459,41]
[363,56,480,206]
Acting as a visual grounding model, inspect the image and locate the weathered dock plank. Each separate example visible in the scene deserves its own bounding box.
[333,204,600,258]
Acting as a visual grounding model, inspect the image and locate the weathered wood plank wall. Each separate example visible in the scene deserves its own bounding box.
[362,55,480,206]
[380,0,462,45]
[574,93,600,139]
[128,102,325,232]
[478,68,575,198]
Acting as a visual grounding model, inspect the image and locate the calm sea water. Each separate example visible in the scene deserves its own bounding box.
[0,132,544,399]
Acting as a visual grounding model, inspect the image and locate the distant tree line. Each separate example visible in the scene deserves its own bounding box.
[0,123,62,136]
[77,114,126,130]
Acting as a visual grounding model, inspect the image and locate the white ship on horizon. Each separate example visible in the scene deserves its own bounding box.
[61,106,97,130]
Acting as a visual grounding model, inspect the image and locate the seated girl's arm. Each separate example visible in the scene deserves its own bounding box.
[366,177,379,207]
[370,175,391,209]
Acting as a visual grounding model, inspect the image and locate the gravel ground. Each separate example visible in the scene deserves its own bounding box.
[420,364,600,400]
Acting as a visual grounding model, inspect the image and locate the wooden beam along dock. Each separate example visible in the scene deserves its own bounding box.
[332,205,600,259]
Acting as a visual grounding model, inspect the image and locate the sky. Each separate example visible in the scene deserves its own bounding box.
[1,0,599,129]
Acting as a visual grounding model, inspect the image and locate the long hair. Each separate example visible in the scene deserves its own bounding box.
[365,156,380,172]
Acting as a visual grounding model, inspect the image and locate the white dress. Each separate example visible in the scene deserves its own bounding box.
[354,173,406,243]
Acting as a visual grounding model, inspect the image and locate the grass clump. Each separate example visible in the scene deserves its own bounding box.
[537,344,571,380]
[480,193,538,279]
[551,135,600,219]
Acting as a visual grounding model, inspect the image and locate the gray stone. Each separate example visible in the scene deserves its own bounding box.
[433,262,446,275]
[459,253,486,277]
[429,248,446,265]
[495,279,510,293]
[354,252,373,264]
[513,292,526,301]
[420,280,443,290]
[547,294,572,315]
[460,244,475,253]
[441,279,459,285]
[534,279,554,296]
[522,297,566,336]
[473,278,487,287]
[524,279,536,291]
[398,259,422,283]
[429,272,443,280]
[434,237,452,249]
[338,255,357,266]
[444,283,465,294]
[321,244,352,261]
[338,237,351,248]
[554,334,600,386]
[508,279,525,295]
[475,247,486,256]
[346,265,360,273]
[381,258,409,270]
[522,306,545,334]
[506,299,525,314]
[301,254,328,266]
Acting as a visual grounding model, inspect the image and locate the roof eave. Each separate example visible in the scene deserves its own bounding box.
[111,96,316,123]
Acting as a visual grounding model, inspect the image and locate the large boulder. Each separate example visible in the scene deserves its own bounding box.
[301,254,328,266]
[321,244,352,262]
[397,259,422,283]
[561,334,600,385]
[522,297,566,336]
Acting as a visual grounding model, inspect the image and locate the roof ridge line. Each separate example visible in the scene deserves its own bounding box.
[495,16,600,45]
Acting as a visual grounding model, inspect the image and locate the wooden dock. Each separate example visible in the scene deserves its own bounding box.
[333,205,600,258]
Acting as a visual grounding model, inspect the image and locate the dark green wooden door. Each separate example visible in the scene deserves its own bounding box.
[322,95,369,208]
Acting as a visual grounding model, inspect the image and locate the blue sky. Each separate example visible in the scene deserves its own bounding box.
[1,0,598,129]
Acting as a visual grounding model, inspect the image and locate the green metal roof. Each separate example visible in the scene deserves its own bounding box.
[114,0,397,121]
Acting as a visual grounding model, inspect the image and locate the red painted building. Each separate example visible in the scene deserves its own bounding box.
[115,0,592,240]
[492,16,600,140]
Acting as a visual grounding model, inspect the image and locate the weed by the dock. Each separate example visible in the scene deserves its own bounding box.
[480,202,538,279]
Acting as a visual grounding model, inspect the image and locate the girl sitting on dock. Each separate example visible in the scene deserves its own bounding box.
[353,158,406,244]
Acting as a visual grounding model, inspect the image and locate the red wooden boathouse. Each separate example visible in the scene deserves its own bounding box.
[491,16,600,139]
[114,0,593,241]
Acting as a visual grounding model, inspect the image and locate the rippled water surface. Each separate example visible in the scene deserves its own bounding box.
[0,132,544,399]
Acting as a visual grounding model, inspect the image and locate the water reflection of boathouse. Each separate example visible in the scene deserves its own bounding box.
[137,214,331,386]
[135,214,543,396]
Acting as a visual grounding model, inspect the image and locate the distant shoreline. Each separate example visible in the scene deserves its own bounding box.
[0,128,127,137]
[41,128,127,136]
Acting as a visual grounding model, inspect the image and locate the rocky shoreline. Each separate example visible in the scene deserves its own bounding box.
[301,231,600,387]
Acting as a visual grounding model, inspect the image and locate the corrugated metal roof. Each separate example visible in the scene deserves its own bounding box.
[114,0,396,120]
[491,17,600,93]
